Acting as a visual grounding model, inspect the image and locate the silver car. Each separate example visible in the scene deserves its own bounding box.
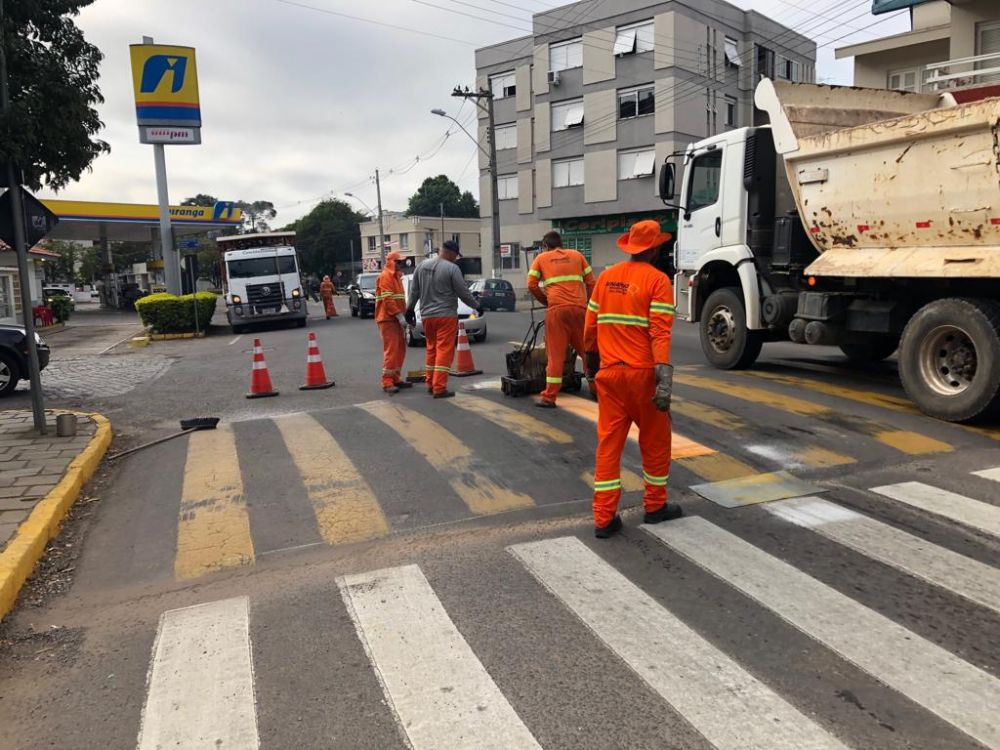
[401,274,487,347]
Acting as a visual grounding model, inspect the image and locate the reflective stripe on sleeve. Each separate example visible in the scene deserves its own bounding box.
[545,376,563,384]
[528,269,542,278]
[587,300,599,312]
[650,302,675,315]
[597,313,650,327]
[583,266,593,275]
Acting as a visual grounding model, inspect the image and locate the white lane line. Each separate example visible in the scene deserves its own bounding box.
[137,597,258,750]
[871,481,1000,538]
[643,517,1000,750]
[510,537,848,750]
[338,564,541,750]
[228,335,243,346]
[973,467,1000,482]
[767,497,1000,615]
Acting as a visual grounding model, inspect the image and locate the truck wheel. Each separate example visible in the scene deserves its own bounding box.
[899,297,1000,422]
[699,287,763,370]
[839,334,898,363]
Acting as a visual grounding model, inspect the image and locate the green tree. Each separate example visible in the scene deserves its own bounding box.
[237,200,277,233]
[406,175,479,218]
[0,0,109,190]
[181,194,219,207]
[286,199,365,277]
[44,240,80,282]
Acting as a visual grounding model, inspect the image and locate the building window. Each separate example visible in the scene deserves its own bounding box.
[725,95,737,127]
[614,19,654,56]
[497,174,519,200]
[553,158,584,188]
[687,149,722,212]
[498,242,521,270]
[549,38,583,72]
[494,124,517,151]
[367,236,377,253]
[490,71,516,99]
[777,57,799,81]
[451,233,461,245]
[724,37,741,67]
[399,234,409,251]
[618,148,655,180]
[552,98,584,131]
[887,68,919,92]
[755,44,775,81]
[618,84,654,119]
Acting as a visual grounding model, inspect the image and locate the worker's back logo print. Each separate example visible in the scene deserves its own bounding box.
[606,281,631,296]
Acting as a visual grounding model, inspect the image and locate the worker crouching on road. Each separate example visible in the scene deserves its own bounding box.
[320,275,338,319]
[584,220,681,539]
[527,230,596,409]
[405,240,482,399]
[375,251,412,394]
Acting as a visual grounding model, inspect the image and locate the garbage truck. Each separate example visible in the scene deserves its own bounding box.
[661,79,1000,422]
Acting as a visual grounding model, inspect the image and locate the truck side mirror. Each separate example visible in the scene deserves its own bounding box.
[659,161,676,202]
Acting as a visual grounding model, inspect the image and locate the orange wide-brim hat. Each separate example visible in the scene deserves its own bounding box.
[616,219,673,255]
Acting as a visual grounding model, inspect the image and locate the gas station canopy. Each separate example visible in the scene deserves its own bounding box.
[40,199,243,242]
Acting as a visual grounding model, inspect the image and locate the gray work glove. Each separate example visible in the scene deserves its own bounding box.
[396,313,408,328]
[652,363,674,412]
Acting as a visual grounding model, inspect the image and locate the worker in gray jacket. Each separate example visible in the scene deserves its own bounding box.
[406,240,483,399]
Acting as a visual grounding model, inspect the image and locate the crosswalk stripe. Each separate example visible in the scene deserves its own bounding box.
[510,537,849,750]
[175,426,254,580]
[643,517,1000,749]
[871,481,1000,537]
[273,413,389,545]
[672,396,747,430]
[767,497,1000,614]
[448,394,573,445]
[676,373,953,455]
[137,597,258,750]
[338,564,541,750]
[359,401,534,515]
[973,467,1000,482]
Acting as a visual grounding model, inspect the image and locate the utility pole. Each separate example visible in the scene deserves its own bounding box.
[452,86,501,279]
[0,0,46,433]
[440,201,445,248]
[374,168,386,266]
[349,238,355,278]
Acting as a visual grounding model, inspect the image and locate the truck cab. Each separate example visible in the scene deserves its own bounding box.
[217,233,308,333]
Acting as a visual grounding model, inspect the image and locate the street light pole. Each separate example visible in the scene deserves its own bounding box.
[375,168,386,266]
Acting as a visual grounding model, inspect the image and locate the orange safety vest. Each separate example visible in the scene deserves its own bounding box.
[375,268,406,322]
[527,248,596,308]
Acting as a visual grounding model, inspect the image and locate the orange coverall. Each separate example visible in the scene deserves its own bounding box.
[375,260,407,389]
[583,261,675,527]
[424,318,458,394]
[319,278,337,318]
[527,248,595,403]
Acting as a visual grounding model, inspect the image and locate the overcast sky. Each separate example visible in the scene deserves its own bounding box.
[39,0,908,225]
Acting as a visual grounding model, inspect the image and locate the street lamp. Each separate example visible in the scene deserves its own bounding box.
[432,104,502,279]
[346,181,386,266]
[344,192,374,216]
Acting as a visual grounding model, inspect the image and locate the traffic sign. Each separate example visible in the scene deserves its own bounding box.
[500,244,512,258]
[178,239,199,249]
[0,188,59,247]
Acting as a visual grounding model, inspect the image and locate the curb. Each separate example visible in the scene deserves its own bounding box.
[148,331,206,341]
[0,413,112,622]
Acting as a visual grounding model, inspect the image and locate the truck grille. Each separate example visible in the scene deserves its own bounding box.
[247,282,284,307]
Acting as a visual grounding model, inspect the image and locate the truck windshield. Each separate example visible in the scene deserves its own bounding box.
[228,256,297,278]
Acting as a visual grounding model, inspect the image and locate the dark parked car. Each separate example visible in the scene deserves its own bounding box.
[348,273,379,318]
[470,278,516,312]
[0,325,50,397]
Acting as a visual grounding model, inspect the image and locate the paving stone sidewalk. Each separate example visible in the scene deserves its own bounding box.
[0,411,97,552]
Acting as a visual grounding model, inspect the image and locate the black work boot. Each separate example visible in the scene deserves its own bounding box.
[394,381,414,389]
[644,503,683,524]
[433,390,456,399]
[594,515,623,539]
[535,399,557,409]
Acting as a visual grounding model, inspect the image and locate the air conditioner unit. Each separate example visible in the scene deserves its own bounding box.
[547,70,561,86]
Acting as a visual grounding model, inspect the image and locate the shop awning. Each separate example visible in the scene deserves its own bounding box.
[40,199,242,243]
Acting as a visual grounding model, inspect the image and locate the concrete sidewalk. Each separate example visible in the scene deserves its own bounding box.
[0,410,111,619]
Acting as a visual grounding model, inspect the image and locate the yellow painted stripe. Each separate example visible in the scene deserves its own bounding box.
[582,469,645,493]
[676,374,952,456]
[676,453,758,483]
[175,426,254,580]
[449,395,573,445]
[273,414,389,545]
[795,446,857,469]
[359,401,534,515]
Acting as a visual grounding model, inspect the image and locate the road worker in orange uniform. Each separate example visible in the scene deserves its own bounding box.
[584,220,682,538]
[319,275,337,319]
[374,252,413,394]
[527,230,596,408]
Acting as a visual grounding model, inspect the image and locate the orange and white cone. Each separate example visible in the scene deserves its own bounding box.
[247,338,279,399]
[449,321,482,377]
[300,331,336,390]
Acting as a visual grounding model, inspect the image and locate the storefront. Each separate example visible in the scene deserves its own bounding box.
[552,211,678,274]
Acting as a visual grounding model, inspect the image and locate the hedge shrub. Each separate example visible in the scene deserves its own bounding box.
[48,296,74,323]
[135,292,218,333]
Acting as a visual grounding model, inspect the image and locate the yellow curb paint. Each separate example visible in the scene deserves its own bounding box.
[174,426,255,580]
[360,401,534,515]
[581,469,645,493]
[0,413,112,622]
[273,414,389,545]
[448,394,573,445]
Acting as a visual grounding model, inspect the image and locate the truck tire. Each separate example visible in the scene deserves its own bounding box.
[899,297,1000,422]
[699,287,763,370]
[839,334,898,363]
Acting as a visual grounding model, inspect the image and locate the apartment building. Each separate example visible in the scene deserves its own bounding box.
[474,0,816,285]
[358,213,483,276]
[837,1,999,94]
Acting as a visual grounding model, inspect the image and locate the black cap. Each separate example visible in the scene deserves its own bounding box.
[442,240,461,256]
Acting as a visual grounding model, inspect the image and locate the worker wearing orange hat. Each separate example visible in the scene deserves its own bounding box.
[527,230,596,408]
[319,275,338,318]
[584,219,681,538]
[375,252,412,394]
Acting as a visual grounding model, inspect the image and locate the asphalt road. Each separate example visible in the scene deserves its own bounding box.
[1,297,998,750]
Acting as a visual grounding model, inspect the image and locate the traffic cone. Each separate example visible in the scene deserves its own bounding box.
[300,331,336,390]
[247,338,279,399]
[449,321,482,377]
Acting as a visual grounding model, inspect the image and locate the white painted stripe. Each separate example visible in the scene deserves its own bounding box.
[973,467,1000,482]
[643,517,1000,749]
[227,335,243,346]
[137,597,258,750]
[510,537,848,750]
[338,565,540,750]
[871,481,1000,537]
[767,497,1000,614]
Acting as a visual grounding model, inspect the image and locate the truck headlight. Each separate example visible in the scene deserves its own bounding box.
[232,294,242,304]
[292,288,301,298]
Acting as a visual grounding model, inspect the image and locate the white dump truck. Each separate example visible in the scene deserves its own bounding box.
[662,80,1000,422]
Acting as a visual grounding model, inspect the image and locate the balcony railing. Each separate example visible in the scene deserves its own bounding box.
[918,50,1000,92]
